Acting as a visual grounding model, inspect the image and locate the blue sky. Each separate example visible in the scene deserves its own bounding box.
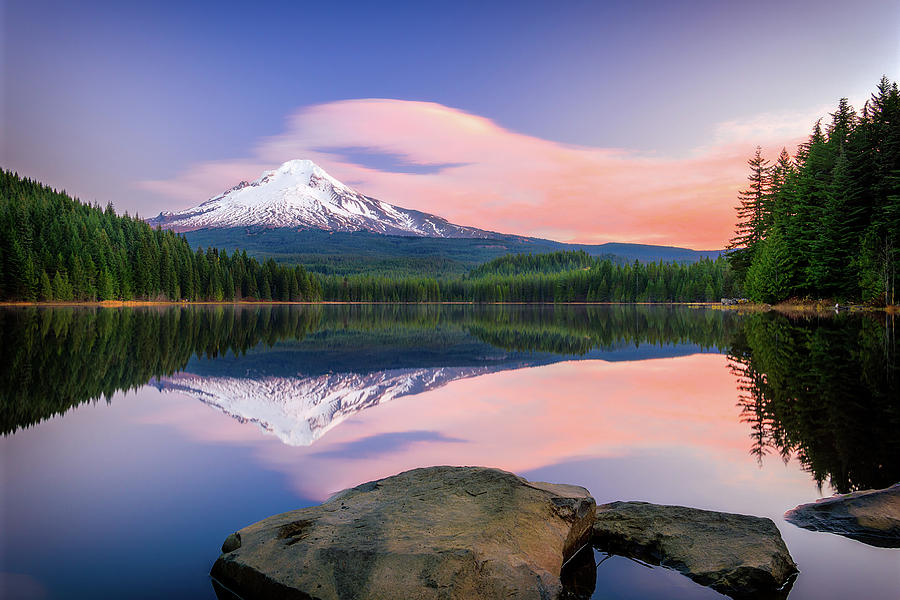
[2,0,898,246]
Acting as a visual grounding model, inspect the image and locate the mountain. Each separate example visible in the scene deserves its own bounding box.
[147,159,497,238]
[149,158,722,274]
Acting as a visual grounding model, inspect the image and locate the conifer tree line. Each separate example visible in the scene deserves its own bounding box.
[320,250,738,302]
[728,76,900,304]
[466,249,609,277]
[0,170,321,302]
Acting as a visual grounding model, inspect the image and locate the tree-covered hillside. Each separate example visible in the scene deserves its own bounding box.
[183,227,721,278]
[0,170,321,302]
[467,249,600,277]
[319,251,738,302]
[728,76,899,304]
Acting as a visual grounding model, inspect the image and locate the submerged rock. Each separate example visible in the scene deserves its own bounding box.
[211,466,596,600]
[592,501,797,600]
[784,483,900,548]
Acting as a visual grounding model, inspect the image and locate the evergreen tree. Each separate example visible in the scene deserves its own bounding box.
[736,77,900,304]
[727,147,771,277]
[97,268,114,301]
[744,227,792,303]
[39,270,53,301]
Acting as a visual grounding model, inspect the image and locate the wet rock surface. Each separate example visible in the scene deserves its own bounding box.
[211,466,596,600]
[592,501,797,600]
[784,483,900,548]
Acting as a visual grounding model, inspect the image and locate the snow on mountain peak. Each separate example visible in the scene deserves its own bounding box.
[147,159,494,238]
[275,158,323,176]
[278,158,318,172]
[268,159,337,187]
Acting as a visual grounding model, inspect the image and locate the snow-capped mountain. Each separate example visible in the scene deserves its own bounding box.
[148,159,496,238]
[154,365,503,446]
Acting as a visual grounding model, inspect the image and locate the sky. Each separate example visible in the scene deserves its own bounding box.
[2,0,898,248]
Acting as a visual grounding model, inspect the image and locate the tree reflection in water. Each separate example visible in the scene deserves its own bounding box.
[728,311,898,493]
[2,304,896,494]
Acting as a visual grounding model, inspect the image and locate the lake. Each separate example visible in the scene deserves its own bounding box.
[1,304,897,599]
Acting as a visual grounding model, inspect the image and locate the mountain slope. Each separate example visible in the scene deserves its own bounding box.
[182,228,721,277]
[148,159,496,238]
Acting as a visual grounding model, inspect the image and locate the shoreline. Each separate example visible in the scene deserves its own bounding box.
[715,301,895,315]
[0,299,894,312]
[0,300,719,308]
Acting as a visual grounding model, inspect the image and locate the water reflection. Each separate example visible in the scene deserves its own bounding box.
[727,312,899,493]
[2,305,896,494]
[3,305,898,600]
[0,304,730,436]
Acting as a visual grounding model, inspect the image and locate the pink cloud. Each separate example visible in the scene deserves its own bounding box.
[139,99,805,249]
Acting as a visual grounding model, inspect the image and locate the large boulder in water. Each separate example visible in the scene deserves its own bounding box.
[592,501,797,599]
[211,466,596,600]
[784,483,900,548]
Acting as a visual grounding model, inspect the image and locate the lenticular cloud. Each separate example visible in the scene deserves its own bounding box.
[139,99,801,248]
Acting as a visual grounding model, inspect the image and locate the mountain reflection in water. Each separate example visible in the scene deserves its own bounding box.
[1,305,896,493]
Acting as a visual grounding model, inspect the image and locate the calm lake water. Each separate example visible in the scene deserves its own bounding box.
[1,305,897,599]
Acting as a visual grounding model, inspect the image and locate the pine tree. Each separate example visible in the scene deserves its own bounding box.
[97,268,114,301]
[827,98,856,148]
[745,227,792,303]
[52,271,72,301]
[807,150,856,296]
[39,270,53,301]
[727,147,771,278]
[791,121,830,296]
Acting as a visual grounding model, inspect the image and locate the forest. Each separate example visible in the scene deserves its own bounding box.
[0,170,321,302]
[318,251,738,302]
[729,76,900,304]
[0,170,736,303]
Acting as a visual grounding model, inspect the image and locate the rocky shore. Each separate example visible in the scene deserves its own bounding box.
[212,466,799,600]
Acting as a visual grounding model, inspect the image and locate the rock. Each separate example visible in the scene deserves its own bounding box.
[211,466,596,600]
[592,501,797,600]
[784,483,900,548]
[221,532,241,553]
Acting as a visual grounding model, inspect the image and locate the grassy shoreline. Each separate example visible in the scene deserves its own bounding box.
[715,301,895,315]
